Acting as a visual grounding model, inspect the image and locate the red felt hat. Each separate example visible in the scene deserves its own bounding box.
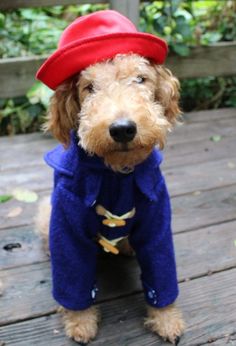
[36,10,168,90]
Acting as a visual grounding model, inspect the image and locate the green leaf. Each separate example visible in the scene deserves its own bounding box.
[27,82,53,108]
[163,26,172,35]
[171,0,182,13]
[172,43,190,56]
[210,135,222,142]
[0,194,13,203]
[202,32,222,44]
[12,188,38,203]
[0,13,5,28]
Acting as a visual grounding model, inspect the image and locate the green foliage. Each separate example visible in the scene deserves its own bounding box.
[0,4,108,58]
[181,76,236,111]
[140,0,236,55]
[0,83,52,135]
[0,194,13,203]
[0,1,236,136]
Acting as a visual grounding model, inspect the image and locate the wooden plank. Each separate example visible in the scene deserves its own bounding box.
[0,132,52,146]
[1,217,236,277]
[1,131,236,173]
[183,108,236,123]
[0,115,235,172]
[0,220,236,322]
[0,225,48,269]
[168,117,236,146]
[166,41,236,79]
[165,157,236,197]
[0,136,55,172]
[164,135,236,169]
[207,334,236,345]
[0,164,53,194]
[1,42,236,97]
[0,55,47,98]
[1,179,236,238]
[0,154,236,197]
[0,108,234,148]
[0,0,107,10]
[110,0,140,26]
[172,184,236,233]
[0,190,50,230]
[0,268,236,345]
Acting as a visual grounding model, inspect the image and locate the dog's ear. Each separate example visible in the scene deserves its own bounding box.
[153,65,181,124]
[43,76,80,146]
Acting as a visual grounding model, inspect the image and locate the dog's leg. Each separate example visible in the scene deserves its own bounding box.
[61,306,100,344]
[117,238,135,256]
[144,304,185,345]
[35,196,51,253]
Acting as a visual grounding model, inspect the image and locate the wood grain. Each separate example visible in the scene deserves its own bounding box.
[110,0,140,26]
[183,108,236,123]
[0,154,236,203]
[172,184,236,233]
[0,268,235,345]
[1,129,236,173]
[1,182,236,233]
[0,225,48,269]
[0,220,236,325]
[0,190,50,230]
[167,41,236,79]
[1,42,236,97]
[1,114,235,171]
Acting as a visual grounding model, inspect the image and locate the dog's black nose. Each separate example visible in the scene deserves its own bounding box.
[109,119,137,143]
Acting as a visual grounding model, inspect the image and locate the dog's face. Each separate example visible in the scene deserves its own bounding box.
[47,54,180,171]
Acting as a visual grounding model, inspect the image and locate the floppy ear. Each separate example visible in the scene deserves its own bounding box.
[154,65,181,124]
[43,76,80,146]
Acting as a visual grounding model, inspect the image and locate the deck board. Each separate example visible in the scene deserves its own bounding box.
[1,183,236,233]
[0,269,236,345]
[0,108,236,345]
[0,220,236,328]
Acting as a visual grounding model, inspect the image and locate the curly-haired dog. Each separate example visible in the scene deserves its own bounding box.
[36,10,185,345]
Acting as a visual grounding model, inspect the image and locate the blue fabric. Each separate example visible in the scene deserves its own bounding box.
[45,131,178,310]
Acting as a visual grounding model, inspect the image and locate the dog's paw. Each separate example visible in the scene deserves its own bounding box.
[62,306,100,344]
[144,304,185,344]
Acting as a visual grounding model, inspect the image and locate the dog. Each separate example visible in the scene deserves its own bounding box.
[36,10,185,345]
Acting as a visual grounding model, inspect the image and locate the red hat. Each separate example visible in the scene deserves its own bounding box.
[36,10,168,90]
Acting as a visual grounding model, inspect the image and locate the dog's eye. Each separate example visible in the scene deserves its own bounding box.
[84,83,94,93]
[135,76,146,84]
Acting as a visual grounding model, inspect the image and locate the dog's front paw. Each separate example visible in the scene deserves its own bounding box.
[62,306,100,344]
[144,304,185,345]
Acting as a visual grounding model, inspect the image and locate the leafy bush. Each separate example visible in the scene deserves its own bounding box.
[0,1,236,135]
[0,4,108,58]
[0,83,52,135]
[140,0,236,56]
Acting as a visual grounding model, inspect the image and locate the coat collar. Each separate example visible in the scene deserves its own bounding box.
[44,131,163,205]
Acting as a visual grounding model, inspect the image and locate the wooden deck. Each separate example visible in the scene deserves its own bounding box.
[0,108,236,346]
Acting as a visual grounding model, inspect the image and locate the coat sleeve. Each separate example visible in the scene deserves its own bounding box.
[49,181,98,311]
[129,179,179,308]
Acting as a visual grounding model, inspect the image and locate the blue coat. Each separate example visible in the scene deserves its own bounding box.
[45,131,178,311]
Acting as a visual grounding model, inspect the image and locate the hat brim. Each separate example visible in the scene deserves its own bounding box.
[36,32,168,90]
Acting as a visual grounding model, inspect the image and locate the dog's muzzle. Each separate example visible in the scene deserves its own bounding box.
[109,119,137,143]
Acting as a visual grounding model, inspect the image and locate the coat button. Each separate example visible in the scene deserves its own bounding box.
[148,291,154,299]
[91,286,98,299]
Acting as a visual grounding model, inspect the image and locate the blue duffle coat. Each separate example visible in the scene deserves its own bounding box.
[45,131,179,311]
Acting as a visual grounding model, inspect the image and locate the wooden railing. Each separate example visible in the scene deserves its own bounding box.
[1,1,236,98]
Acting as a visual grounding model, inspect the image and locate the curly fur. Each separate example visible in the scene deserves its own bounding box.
[145,304,186,344]
[43,54,181,170]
